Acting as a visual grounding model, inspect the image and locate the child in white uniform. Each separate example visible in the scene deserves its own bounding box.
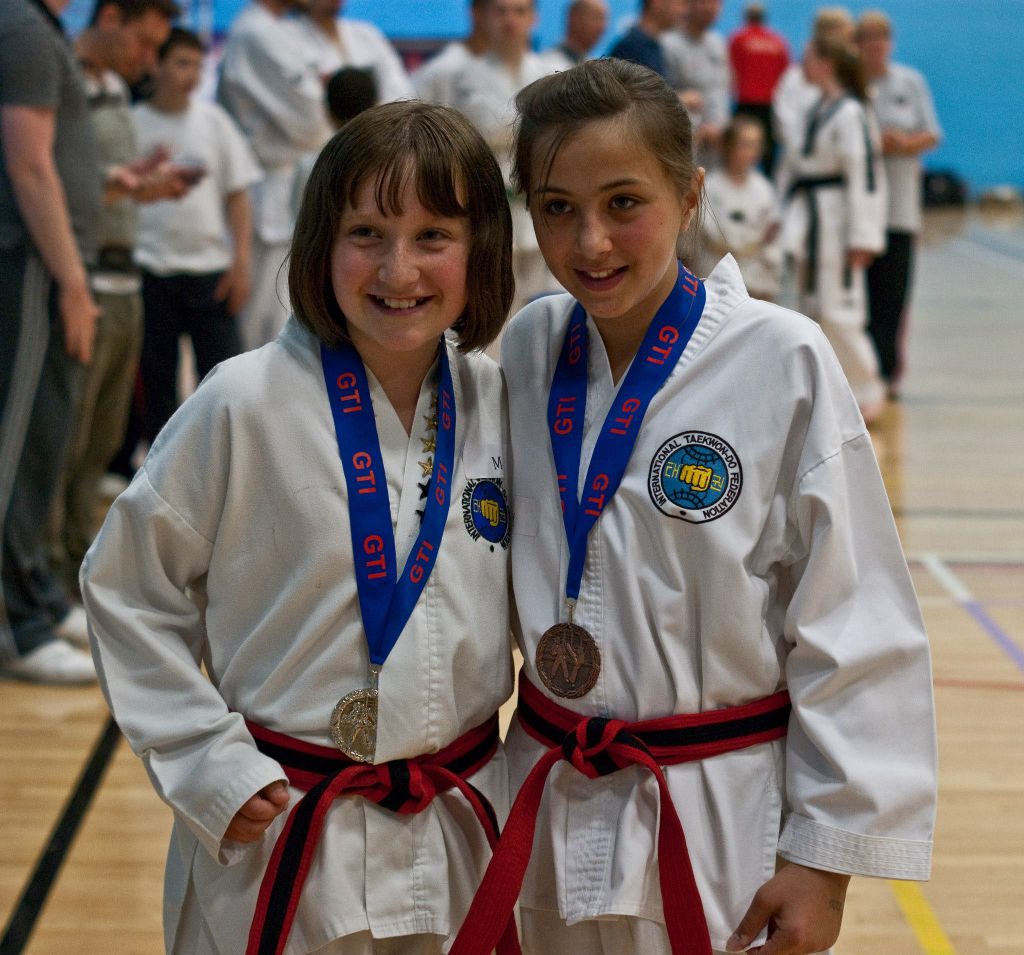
[777,36,888,423]
[449,58,935,955]
[81,102,518,955]
[699,115,781,300]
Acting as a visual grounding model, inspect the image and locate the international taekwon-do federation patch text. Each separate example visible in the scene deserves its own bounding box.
[648,431,743,522]
[461,478,511,549]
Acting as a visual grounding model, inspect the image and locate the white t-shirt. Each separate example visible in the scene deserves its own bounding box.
[699,168,781,297]
[870,62,942,233]
[132,99,262,275]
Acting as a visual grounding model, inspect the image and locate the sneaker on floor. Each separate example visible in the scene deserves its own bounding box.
[55,604,90,649]
[2,640,97,685]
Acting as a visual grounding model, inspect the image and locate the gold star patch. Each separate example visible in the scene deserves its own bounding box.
[419,456,434,477]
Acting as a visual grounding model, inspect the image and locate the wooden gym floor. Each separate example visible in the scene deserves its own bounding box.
[1,206,1021,954]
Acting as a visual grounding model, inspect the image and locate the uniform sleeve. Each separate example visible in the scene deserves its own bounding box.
[911,68,943,140]
[218,30,325,161]
[777,426,936,880]
[0,18,60,109]
[840,103,887,253]
[80,381,286,865]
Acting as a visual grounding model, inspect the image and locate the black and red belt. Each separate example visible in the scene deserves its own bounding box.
[244,714,519,955]
[450,675,791,955]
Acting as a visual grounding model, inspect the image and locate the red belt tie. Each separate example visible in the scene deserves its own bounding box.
[244,714,520,955]
[450,675,791,955]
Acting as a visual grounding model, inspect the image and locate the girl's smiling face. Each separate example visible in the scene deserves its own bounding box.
[330,173,471,370]
[529,117,700,339]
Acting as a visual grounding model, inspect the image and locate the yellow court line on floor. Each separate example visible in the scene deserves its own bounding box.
[890,881,957,954]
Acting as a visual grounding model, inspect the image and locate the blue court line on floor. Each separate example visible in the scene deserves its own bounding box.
[0,716,121,955]
[921,554,1024,674]
[964,600,1024,674]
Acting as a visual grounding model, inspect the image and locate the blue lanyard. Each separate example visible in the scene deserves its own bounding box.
[548,263,706,602]
[320,339,456,666]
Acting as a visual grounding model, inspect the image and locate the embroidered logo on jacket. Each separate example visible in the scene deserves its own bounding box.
[648,431,743,523]
[462,479,511,550]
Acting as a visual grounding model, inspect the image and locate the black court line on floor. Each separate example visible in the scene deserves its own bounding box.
[0,717,121,955]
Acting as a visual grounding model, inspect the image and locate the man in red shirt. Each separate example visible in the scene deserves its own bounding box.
[728,2,789,171]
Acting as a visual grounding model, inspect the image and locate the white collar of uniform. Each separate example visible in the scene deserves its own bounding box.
[675,253,749,362]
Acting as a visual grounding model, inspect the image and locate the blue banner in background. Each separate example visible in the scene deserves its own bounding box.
[61,0,1022,194]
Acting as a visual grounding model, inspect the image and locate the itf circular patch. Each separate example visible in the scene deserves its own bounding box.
[461,479,511,550]
[648,431,743,523]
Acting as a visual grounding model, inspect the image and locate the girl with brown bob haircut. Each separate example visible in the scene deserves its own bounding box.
[290,100,514,352]
[81,99,523,955]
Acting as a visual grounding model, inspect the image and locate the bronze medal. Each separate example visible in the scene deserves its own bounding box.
[535,622,601,698]
[330,686,378,763]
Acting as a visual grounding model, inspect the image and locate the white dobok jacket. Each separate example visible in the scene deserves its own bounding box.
[81,319,515,954]
[500,256,936,950]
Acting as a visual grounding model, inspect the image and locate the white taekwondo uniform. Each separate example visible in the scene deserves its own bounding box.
[777,94,887,411]
[216,5,325,352]
[451,51,561,314]
[771,63,819,165]
[81,318,515,955]
[500,256,935,953]
[698,167,782,299]
[288,14,414,144]
[413,42,478,108]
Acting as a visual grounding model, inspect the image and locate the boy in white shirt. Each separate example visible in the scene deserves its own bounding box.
[132,27,261,441]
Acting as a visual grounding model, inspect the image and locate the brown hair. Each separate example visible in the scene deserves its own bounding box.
[289,101,514,352]
[511,58,701,257]
[811,6,854,43]
[856,10,892,40]
[512,58,698,200]
[812,35,868,100]
[721,113,764,164]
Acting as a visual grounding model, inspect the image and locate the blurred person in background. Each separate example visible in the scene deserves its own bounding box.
[859,9,941,398]
[290,65,378,212]
[1,0,186,683]
[540,0,608,72]
[662,0,730,165]
[606,0,684,82]
[453,0,560,313]
[216,0,324,351]
[728,2,789,173]
[772,6,854,171]
[1,0,103,684]
[698,114,782,300]
[289,0,413,146]
[51,0,186,603]
[412,0,489,107]
[132,27,262,443]
[778,35,888,424]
